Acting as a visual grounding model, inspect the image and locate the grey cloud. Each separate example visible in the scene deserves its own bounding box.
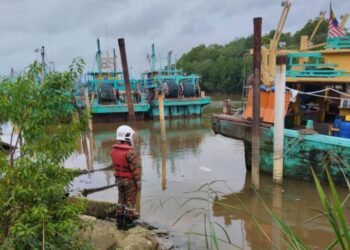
[0,0,349,75]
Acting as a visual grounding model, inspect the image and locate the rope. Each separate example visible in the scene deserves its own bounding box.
[284,135,304,155]
[283,128,318,155]
[286,86,350,100]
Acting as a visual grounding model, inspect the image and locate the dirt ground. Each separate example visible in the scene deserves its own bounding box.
[79,215,174,250]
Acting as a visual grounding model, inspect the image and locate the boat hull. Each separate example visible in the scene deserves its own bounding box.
[149,97,211,119]
[212,114,350,184]
[91,101,150,122]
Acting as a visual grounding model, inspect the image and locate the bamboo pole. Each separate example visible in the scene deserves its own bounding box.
[273,57,286,184]
[252,17,262,190]
[118,38,135,121]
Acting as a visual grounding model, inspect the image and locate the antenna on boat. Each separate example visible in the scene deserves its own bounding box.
[113,48,117,78]
[167,51,172,75]
[151,43,156,72]
[96,38,102,75]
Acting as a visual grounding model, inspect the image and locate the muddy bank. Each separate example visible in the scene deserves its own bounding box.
[80,215,169,250]
[73,197,174,250]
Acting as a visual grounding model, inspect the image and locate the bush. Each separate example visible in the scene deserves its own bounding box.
[0,58,90,249]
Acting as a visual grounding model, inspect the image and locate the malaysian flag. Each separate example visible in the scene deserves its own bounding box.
[328,4,345,38]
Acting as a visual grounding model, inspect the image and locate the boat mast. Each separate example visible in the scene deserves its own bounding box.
[151,43,156,73]
[167,51,172,76]
[113,48,117,78]
[96,38,102,76]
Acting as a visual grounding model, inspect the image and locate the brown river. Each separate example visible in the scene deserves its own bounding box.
[65,95,350,250]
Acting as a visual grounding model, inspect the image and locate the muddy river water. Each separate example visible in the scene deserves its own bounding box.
[65,96,350,249]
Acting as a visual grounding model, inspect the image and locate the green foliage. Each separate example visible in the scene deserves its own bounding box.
[177,18,328,94]
[0,58,90,249]
[311,168,350,249]
[255,167,350,250]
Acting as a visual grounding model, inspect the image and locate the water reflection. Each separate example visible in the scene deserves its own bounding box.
[211,173,350,249]
[65,97,349,249]
[161,141,167,191]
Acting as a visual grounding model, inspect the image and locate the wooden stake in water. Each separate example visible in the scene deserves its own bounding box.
[158,92,166,142]
[118,38,135,121]
[273,57,286,184]
[84,87,94,171]
[252,17,262,190]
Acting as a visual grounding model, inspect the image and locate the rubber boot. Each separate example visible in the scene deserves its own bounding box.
[116,214,124,230]
[122,216,137,231]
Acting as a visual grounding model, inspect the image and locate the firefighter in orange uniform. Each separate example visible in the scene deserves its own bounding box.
[111,125,141,230]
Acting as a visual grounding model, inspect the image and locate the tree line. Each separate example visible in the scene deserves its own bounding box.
[176,18,329,94]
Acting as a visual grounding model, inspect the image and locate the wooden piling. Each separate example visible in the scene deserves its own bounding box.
[252,17,262,190]
[84,87,94,171]
[118,38,135,121]
[223,100,231,115]
[273,56,287,184]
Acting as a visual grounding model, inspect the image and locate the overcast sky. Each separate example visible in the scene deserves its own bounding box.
[1,0,349,76]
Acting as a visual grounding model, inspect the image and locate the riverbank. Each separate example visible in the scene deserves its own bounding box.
[74,197,175,250]
[79,215,167,250]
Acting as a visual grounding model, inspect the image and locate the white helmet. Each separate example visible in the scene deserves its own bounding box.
[116,125,135,145]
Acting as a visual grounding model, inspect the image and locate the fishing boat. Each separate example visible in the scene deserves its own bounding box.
[77,39,150,121]
[139,44,211,118]
[78,41,210,120]
[212,2,350,183]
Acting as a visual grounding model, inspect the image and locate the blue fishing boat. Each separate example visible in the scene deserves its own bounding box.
[77,39,149,121]
[78,41,210,120]
[139,44,211,118]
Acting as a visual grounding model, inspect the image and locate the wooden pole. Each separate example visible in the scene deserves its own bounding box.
[158,92,166,142]
[118,38,135,121]
[252,17,262,190]
[84,87,94,171]
[273,57,286,184]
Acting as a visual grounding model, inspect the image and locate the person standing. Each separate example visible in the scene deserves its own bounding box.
[111,125,142,230]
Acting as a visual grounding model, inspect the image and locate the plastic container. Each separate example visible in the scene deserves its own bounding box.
[333,117,343,128]
[339,121,350,138]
